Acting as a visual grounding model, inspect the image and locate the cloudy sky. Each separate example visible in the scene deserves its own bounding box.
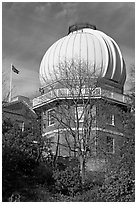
[2,2,135,99]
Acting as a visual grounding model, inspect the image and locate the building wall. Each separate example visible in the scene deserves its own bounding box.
[35,99,126,160]
[3,105,37,132]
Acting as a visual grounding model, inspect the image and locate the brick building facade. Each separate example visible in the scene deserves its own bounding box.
[3,96,37,131]
[32,24,129,171]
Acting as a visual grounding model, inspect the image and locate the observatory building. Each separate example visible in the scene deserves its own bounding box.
[32,23,129,169]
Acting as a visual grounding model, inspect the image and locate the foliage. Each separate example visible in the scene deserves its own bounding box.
[98,100,135,202]
[71,187,101,202]
[53,165,82,196]
[96,134,135,202]
[2,146,37,201]
[32,163,54,187]
[2,118,48,201]
[2,117,13,134]
[2,88,135,202]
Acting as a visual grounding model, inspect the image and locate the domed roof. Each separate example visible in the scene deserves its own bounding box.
[39,23,126,93]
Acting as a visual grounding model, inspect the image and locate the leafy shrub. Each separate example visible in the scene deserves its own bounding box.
[83,171,105,191]
[2,145,38,201]
[72,187,102,202]
[98,169,135,202]
[32,163,54,187]
[24,186,51,202]
[48,193,74,202]
[53,166,82,196]
[2,119,43,201]
[99,136,135,202]
[48,187,102,202]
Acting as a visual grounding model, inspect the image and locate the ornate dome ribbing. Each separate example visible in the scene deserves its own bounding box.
[39,24,126,93]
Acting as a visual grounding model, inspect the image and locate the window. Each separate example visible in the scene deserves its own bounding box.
[106,114,115,126]
[43,123,46,129]
[16,120,25,132]
[106,136,114,153]
[43,110,46,116]
[47,109,55,126]
[75,106,84,122]
[111,114,115,126]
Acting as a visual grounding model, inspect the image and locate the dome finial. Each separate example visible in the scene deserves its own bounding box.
[68,23,96,34]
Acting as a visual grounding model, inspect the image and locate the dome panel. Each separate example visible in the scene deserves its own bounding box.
[102,38,113,80]
[86,34,95,68]
[111,41,122,82]
[80,33,88,62]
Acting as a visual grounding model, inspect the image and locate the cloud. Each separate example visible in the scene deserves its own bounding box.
[55,3,78,25]
[3,3,59,71]
[2,2,135,97]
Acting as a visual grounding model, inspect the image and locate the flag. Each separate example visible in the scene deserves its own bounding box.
[12,65,19,74]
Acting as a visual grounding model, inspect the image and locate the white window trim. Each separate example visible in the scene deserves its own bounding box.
[75,105,84,122]
[111,114,115,126]
[106,114,115,126]
[16,120,25,132]
[43,110,46,116]
[22,122,25,132]
[47,109,55,126]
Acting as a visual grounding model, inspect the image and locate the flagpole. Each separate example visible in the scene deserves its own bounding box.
[9,63,13,102]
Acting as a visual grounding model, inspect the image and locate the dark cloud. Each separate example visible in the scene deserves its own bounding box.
[2,2,135,97]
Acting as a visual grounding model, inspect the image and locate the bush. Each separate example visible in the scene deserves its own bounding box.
[98,169,135,202]
[2,145,38,201]
[83,171,105,191]
[32,163,54,187]
[72,187,102,202]
[48,193,74,202]
[53,166,82,196]
[98,136,135,202]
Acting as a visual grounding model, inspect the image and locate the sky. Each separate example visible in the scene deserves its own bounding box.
[2,2,135,99]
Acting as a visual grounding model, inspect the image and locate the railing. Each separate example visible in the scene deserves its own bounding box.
[33,87,130,108]
[33,87,101,107]
[101,89,130,104]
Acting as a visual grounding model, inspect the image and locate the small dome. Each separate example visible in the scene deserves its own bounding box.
[39,24,126,93]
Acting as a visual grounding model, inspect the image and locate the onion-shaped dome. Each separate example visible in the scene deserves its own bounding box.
[39,23,126,93]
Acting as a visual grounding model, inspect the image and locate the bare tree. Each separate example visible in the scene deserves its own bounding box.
[40,59,130,184]
[41,59,112,183]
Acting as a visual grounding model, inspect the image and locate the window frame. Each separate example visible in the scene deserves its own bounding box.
[111,114,115,126]
[43,122,46,129]
[75,105,84,122]
[16,120,25,132]
[106,114,115,126]
[47,109,55,126]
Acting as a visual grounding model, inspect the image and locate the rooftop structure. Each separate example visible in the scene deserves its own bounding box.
[39,23,126,94]
[32,23,129,171]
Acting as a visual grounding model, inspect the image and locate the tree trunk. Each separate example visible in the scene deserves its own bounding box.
[53,130,60,167]
[79,155,86,184]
